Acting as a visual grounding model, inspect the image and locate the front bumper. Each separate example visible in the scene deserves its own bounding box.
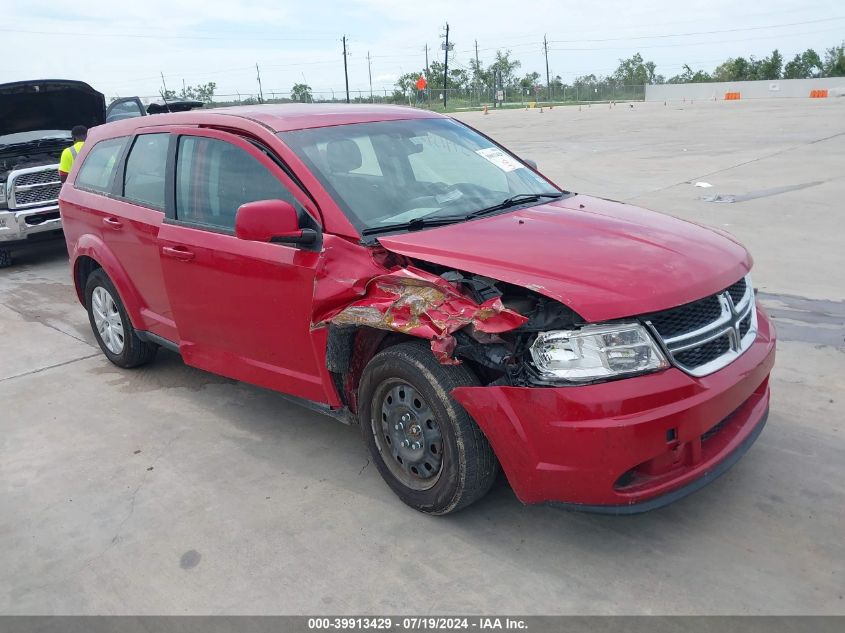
[0,205,64,245]
[451,307,776,510]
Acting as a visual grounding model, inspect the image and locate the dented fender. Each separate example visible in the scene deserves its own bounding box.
[311,235,527,364]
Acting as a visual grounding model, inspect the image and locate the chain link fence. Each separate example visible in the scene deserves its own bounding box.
[131,84,646,111]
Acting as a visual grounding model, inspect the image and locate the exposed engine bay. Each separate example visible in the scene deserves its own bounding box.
[319,240,585,409]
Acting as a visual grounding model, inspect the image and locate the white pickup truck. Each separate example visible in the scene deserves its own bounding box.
[0,80,106,267]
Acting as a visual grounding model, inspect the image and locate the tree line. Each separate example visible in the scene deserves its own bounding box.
[391,41,845,99]
[148,40,844,105]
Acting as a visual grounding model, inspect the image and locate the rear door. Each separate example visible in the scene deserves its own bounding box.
[70,133,176,341]
[106,132,177,341]
[158,128,330,403]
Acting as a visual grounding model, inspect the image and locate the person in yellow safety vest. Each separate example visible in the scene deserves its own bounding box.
[58,125,88,183]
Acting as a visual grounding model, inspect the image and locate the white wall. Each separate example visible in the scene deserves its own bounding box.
[646,77,845,101]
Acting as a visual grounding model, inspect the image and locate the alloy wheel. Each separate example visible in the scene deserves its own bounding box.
[91,286,125,355]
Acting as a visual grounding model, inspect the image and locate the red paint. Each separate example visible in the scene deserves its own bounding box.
[235,199,300,242]
[60,104,776,510]
[451,311,775,505]
[379,196,752,322]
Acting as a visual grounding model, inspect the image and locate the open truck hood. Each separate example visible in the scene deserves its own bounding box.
[0,79,105,137]
[377,194,751,323]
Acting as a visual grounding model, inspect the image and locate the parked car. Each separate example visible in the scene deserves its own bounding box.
[59,104,776,515]
[0,79,105,267]
[105,96,204,123]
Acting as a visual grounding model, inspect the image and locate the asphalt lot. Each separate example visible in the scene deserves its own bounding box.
[1,98,843,615]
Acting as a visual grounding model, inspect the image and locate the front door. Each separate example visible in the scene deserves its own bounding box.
[158,128,330,403]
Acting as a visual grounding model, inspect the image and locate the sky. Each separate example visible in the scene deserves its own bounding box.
[2,0,842,101]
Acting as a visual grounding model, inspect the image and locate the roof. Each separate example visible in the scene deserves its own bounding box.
[214,103,444,131]
[105,103,444,135]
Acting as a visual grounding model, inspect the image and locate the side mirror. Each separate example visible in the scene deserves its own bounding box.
[524,158,538,170]
[235,199,317,245]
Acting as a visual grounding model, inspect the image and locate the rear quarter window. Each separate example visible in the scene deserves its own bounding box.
[75,136,129,193]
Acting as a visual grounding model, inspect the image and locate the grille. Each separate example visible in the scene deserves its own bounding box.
[14,170,60,187]
[738,314,751,338]
[9,166,62,209]
[24,211,61,226]
[645,275,757,377]
[701,416,730,443]
[727,278,747,306]
[674,334,731,367]
[649,295,722,339]
[13,183,62,206]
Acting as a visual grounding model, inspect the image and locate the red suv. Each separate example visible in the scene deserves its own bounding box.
[59,105,776,515]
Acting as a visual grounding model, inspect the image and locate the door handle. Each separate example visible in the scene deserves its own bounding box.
[102,217,123,230]
[161,245,195,262]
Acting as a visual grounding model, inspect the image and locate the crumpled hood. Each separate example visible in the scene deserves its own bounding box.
[0,80,105,137]
[377,194,751,323]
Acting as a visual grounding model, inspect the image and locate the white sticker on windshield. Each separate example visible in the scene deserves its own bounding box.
[475,147,525,172]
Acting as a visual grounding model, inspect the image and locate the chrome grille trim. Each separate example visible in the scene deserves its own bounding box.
[646,275,758,377]
[8,164,62,210]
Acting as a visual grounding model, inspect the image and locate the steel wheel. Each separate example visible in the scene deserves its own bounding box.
[91,286,125,355]
[372,379,444,491]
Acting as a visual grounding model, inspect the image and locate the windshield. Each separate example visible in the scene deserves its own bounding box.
[279,118,561,234]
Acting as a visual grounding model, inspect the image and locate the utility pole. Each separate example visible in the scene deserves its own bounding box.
[475,39,480,105]
[441,22,450,110]
[256,63,264,103]
[367,51,373,103]
[543,34,551,102]
[424,43,431,108]
[342,35,350,104]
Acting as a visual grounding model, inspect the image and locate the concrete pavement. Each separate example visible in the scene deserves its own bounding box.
[1,98,843,614]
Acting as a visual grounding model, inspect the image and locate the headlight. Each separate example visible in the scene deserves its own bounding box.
[529,323,669,382]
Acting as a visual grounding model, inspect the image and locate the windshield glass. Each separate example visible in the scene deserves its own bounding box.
[279,118,560,233]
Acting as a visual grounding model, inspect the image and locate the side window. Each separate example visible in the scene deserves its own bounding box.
[75,137,129,193]
[123,133,169,210]
[175,136,298,231]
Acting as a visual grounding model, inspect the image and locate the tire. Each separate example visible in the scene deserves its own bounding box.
[358,341,498,515]
[0,249,11,269]
[85,268,157,368]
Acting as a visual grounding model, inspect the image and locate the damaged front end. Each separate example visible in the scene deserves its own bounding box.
[314,238,583,408]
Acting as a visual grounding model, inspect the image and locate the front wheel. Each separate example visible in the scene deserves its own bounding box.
[358,342,498,515]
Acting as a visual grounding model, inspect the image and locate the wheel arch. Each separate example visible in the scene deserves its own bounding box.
[326,325,436,414]
[72,235,146,329]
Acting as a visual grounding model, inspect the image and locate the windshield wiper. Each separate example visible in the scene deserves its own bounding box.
[361,214,466,237]
[360,192,564,238]
[465,192,564,219]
